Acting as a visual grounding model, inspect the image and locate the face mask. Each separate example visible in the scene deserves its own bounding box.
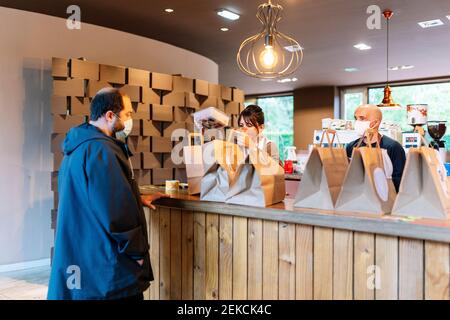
[113,113,133,140]
[354,120,371,137]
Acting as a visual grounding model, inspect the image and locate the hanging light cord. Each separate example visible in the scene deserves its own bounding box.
[386,15,390,85]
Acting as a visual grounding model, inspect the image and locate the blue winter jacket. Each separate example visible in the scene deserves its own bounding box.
[47,123,153,300]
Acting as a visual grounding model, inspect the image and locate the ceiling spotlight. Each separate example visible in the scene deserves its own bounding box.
[164,8,174,13]
[217,9,240,21]
[344,67,359,72]
[418,19,444,28]
[354,43,372,51]
[401,65,414,70]
[388,66,399,71]
[220,27,229,32]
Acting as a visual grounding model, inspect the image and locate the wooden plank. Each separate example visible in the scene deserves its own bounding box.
[333,230,353,300]
[262,221,279,299]
[193,212,206,300]
[232,216,248,299]
[219,215,233,300]
[181,210,194,300]
[354,232,375,300]
[170,209,182,299]
[425,241,450,300]
[205,214,219,300]
[375,235,398,300]
[399,238,424,300]
[159,207,171,300]
[149,207,160,300]
[295,225,313,300]
[248,219,263,300]
[278,222,295,300]
[313,227,333,300]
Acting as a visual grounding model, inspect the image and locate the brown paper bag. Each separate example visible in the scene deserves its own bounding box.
[392,138,450,219]
[225,130,285,207]
[294,130,349,210]
[183,133,204,195]
[200,133,244,202]
[335,130,397,216]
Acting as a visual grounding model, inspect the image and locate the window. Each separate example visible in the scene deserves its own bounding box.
[245,95,294,160]
[342,81,450,149]
[368,82,450,147]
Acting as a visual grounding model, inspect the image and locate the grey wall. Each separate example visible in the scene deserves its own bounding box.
[0,7,218,265]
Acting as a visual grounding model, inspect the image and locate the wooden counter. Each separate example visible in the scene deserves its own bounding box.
[141,185,450,300]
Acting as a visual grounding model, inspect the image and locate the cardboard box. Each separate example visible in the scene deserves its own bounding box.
[142,152,162,169]
[51,171,59,192]
[142,87,160,104]
[128,68,150,87]
[152,168,174,185]
[53,78,85,97]
[225,101,240,115]
[51,133,66,153]
[130,153,141,170]
[174,168,188,183]
[163,122,190,138]
[232,88,245,103]
[173,76,194,92]
[133,103,150,120]
[199,96,225,111]
[53,115,86,133]
[51,95,69,115]
[173,107,194,123]
[100,64,126,84]
[162,92,199,108]
[70,59,99,80]
[142,120,161,137]
[53,191,59,210]
[130,119,142,136]
[120,85,140,102]
[168,141,188,168]
[151,104,173,122]
[231,115,239,128]
[87,80,112,97]
[51,209,57,230]
[209,83,221,97]
[128,136,150,153]
[135,169,151,185]
[52,57,68,78]
[151,72,173,91]
[152,136,173,153]
[70,97,90,116]
[53,152,64,171]
[221,86,233,101]
[163,153,185,169]
[194,79,209,96]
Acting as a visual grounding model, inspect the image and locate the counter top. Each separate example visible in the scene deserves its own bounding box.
[140,185,450,243]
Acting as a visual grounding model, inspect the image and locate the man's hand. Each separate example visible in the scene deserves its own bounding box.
[141,192,170,210]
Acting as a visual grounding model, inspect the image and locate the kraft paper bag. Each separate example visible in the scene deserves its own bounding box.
[225,131,285,207]
[392,143,450,220]
[294,130,349,210]
[200,136,244,202]
[335,130,397,216]
[183,133,205,195]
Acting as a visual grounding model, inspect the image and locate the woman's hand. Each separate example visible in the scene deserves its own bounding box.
[235,131,253,148]
[141,192,170,210]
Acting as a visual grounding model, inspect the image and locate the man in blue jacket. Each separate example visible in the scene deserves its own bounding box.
[48,88,167,300]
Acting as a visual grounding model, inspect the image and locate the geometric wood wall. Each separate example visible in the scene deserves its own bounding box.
[50,57,245,247]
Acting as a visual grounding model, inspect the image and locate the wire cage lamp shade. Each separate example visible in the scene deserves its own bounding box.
[236,0,303,79]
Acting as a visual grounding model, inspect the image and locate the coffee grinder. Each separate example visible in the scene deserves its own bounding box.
[427,121,447,162]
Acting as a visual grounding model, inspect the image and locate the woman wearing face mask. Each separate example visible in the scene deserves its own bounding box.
[236,104,281,164]
[346,104,406,192]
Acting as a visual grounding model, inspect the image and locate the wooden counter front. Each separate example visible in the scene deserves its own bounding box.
[140,186,450,300]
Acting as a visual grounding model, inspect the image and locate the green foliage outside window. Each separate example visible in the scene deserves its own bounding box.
[244,96,294,161]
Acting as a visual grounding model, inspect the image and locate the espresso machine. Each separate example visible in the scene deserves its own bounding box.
[427,121,447,162]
